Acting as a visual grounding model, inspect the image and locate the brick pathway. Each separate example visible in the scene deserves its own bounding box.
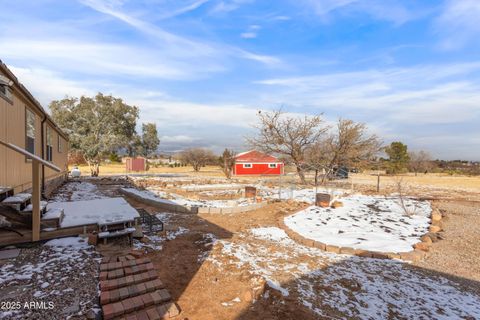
[100,255,180,320]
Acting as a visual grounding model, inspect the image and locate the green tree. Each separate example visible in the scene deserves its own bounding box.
[50,93,139,176]
[385,142,410,174]
[140,123,160,157]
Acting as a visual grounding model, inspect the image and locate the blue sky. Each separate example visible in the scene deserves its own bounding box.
[1,0,479,159]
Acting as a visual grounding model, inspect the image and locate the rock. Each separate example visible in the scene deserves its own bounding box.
[243,290,253,302]
[331,201,344,209]
[420,235,433,244]
[313,241,326,250]
[425,232,439,242]
[429,225,442,233]
[431,210,442,222]
[371,252,390,259]
[386,252,401,259]
[354,249,374,258]
[85,308,101,320]
[325,245,340,254]
[414,242,431,252]
[140,237,151,244]
[339,247,355,255]
[431,219,443,228]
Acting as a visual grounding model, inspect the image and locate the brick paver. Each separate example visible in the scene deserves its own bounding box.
[99,254,179,319]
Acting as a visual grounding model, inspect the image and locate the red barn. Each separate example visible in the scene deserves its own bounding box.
[233,150,284,176]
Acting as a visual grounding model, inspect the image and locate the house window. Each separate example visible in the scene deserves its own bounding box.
[58,135,62,153]
[46,127,53,161]
[25,108,35,154]
[268,163,277,168]
[243,163,252,168]
[0,75,13,103]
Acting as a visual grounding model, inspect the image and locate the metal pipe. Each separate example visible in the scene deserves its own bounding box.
[40,114,47,198]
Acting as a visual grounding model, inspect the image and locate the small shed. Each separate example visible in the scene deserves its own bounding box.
[125,157,146,172]
[233,150,284,176]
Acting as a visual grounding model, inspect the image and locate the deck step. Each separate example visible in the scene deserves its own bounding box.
[2,193,31,211]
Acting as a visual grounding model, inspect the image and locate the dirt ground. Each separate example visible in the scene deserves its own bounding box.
[119,177,480,319]
[56,173,480,319]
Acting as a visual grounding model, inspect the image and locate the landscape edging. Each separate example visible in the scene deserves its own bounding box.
[277,203,444,262]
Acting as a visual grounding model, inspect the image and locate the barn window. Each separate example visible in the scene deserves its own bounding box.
[243,163,252,168]
[25,108,36,154]
[46,127,53,161]
[268,163,277,168]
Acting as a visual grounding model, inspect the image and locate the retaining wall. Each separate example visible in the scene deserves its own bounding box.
[120,188,267,214]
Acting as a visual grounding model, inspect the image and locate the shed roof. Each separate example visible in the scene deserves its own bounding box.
[234,150,280,163]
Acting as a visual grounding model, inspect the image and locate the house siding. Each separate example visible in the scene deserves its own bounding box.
[0,66,68,194]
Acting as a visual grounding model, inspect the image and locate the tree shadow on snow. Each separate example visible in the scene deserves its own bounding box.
[235,254,480,320]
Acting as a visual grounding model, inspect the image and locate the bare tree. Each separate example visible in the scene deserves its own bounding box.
[306,119,382,184]
[179,148,216,172]
[408,150,432,176]
[247,110,328,184]
[219,148,235,179]
[393,177,418,216]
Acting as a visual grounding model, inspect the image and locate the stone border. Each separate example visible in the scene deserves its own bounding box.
[120,188,267,214]
[277,204,445,262]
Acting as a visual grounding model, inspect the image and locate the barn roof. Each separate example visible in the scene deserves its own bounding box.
[234,150,280,163]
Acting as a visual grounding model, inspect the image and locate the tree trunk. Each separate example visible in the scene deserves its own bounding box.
[87,159,100,177]
[296,165,307,184]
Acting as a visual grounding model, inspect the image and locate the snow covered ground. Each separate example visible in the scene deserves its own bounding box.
[123,187,255,208]
[50,181,106,202]
[258,186,350,202]
[49,197,139,228]
[207,227,480,319]
[180,183,242,191]
[285,195,431,252]
[0,237,100,319]
[133,225,190,251]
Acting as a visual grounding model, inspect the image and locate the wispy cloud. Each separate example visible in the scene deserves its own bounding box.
[240,24,261,39]
[300,0,416,25]
[80,0,280,66]
[158,0,211,20]
[434,0,480,50]
[210,0,253,14]
[255,62,480,157]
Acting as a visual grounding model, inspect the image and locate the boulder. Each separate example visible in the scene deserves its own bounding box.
[431,210,442,222]
[429,225,442,233]
[331,201,344,209]
[420,235,433,244]
[414,242,431,252]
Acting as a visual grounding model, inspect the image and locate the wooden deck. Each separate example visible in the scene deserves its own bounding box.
[0,223,98,246]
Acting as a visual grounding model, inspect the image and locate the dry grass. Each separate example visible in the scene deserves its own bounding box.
[73,163,225,176]
[352,172,480,191]
[72,163,480,191]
